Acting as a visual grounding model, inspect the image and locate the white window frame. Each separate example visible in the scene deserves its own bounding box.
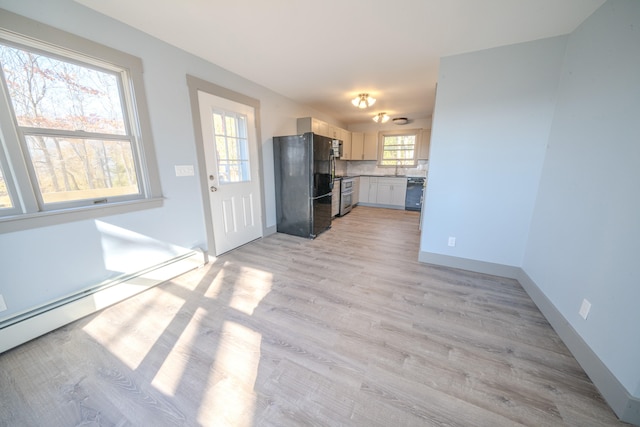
[377,129,420,168]
[0,10,162,233]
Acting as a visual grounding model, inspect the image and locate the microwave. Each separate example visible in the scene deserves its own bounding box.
[332,139,343,158]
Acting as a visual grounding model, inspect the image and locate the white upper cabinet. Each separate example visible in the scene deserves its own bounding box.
[363,132,378,160]
[297,117,350,143]
[350,132,364,161]
[340,128,351,146]
[418,129,431,160]
[350,132,378,161]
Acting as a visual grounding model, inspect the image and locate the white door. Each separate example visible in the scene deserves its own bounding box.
[198,91,262,255]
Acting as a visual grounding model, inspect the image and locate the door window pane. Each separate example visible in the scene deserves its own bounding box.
[212,111,250,184]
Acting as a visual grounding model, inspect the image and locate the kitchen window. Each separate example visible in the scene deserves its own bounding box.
[0,13,161,232]
[377,129,419,167]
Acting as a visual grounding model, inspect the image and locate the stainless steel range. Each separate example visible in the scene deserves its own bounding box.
[339,177,355,216]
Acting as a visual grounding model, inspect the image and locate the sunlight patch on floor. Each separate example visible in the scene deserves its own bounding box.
[82,285,185,370]
[198,320,262,426]
[229,265,273,315]
[150,305,209,396]
[202,261,230,300]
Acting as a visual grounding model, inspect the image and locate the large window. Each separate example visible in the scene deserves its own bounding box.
[377,130,419,167]
[0,12,161,231]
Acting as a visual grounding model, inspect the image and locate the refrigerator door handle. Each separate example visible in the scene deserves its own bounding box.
[311,194,331,200]
[329,152,335,190]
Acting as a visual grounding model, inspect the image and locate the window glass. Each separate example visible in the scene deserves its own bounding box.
[24,135,138,204]
[0,44,126,134]
[379,133,417,166]
[212,111,250,183]
[0,39,143,210]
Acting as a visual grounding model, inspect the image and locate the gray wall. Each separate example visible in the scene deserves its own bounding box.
[421,36,567,266]
[523,0,640,397]
[0,0,326,319]
[422,0,640,402]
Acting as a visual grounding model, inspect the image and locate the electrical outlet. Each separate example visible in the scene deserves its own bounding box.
[175,165,195,177]
[579,299,591,320]
[0,294,7,312]
[448,236,456,247]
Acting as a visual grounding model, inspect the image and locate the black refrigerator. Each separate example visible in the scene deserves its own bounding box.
[273,132,335,238]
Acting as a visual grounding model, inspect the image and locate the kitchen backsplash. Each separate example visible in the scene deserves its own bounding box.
[337,160,428,177]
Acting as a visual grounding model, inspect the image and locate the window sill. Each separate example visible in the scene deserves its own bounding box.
[0,197,164,234]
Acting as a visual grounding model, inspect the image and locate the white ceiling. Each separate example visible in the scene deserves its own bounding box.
[76,0,604,126]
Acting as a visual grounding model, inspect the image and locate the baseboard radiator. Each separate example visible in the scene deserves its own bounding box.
[0,249,207,354]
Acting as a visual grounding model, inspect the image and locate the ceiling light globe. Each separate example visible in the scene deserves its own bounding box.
[373,112,389,123]
[352,93,376,109]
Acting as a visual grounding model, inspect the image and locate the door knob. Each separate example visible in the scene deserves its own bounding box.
[210,186,217,192]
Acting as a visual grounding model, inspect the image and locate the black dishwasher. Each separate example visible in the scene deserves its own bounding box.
[405,177,425,211]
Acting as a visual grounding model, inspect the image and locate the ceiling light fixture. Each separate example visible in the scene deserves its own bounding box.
[393,117,408,125]
[373,112,389,123]
[351,93,376,109]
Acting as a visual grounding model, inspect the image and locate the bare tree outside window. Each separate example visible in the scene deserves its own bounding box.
[0,43,139,205]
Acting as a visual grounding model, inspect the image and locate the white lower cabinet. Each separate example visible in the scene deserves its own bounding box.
[358,176,406,209]
[359,176,370,203]
[376,178,407,207]
[376,180,392,205]
[331,179,341,217]
[367,177,378,203]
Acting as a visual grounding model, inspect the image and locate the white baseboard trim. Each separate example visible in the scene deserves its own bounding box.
[419,250,640,426]
[265,225,277,236]
[516,270,640,426]
[0,249,207,354]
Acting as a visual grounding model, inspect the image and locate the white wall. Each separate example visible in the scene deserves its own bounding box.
[421,37,567,266]
[523,0,640,397]
[0,0,326,319]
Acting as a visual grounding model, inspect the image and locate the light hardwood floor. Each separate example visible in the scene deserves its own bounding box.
[0,206,628,426]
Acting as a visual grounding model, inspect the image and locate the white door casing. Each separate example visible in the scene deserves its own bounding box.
[197,90,262,255]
